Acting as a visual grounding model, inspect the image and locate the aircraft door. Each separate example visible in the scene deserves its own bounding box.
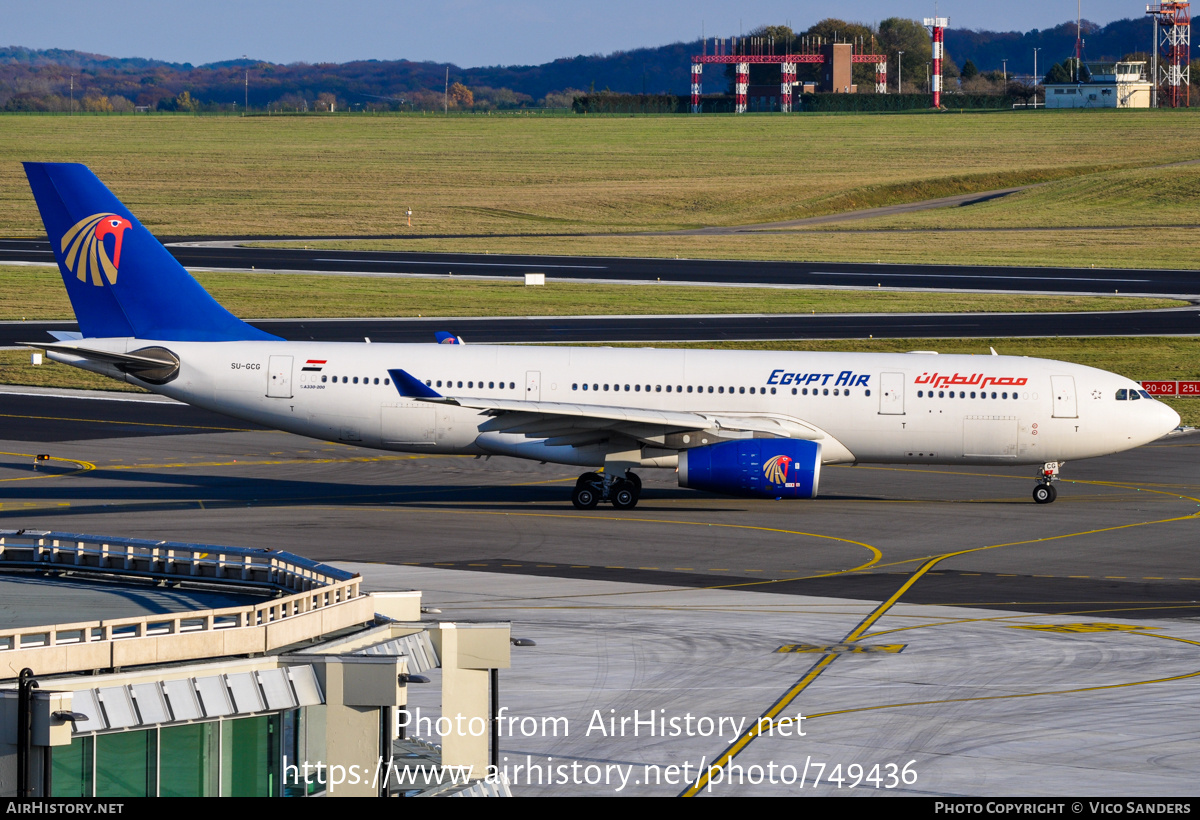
[1051,375,1078,418]
[267,355,293,398]
[525,371,541,401]
[879,372,905,415]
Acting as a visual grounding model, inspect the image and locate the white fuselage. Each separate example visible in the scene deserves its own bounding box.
[55,339,1179,470]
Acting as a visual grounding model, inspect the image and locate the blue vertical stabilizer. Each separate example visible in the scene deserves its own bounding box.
[24,162,280,341]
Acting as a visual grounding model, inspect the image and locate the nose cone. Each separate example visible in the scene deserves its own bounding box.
[1155,400,1182,438]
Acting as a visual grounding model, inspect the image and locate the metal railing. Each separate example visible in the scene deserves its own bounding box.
[0,530,355,592]
[0,531,368,669]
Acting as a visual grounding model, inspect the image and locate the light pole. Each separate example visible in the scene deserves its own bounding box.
[1002,59,1007,85]
[1033,47,1041,107]
[897,51,904,92]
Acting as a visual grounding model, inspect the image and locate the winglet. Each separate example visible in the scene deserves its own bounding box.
[388,368,445,400]
[434,331,465,345]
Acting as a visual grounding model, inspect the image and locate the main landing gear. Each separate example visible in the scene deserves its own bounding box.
[1033,462,1061,504]
[572,471,642,510]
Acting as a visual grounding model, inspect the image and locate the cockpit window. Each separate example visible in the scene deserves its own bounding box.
[1116,389,1127,400]
[1130,390,1141,401]
[1138,390,1153,400]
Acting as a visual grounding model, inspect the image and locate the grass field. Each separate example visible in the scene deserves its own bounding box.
[261,159,1200,268]
[3,111,1200,248]
[5,337,1196,424]
[273,225,1200,270]
[2,265,1182,321]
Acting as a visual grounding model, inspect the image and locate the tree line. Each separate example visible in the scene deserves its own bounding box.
[0,16,1186,114]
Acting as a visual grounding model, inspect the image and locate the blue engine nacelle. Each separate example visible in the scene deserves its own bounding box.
[678,440,822,498]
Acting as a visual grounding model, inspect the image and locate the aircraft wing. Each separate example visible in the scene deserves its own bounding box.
[388,368,824,447]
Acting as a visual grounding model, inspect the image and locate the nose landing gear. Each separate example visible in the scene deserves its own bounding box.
[1033,462,1061,504]
[572,470,641,509]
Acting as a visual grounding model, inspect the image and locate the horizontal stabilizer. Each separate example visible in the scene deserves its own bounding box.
[24,341,181,385]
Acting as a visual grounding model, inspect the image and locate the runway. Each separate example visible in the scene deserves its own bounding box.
[6,306,1200,347]
[5,238,1200,297]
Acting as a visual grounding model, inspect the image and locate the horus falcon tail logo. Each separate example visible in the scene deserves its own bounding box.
[763,454,791,485]
[60,213,133,287]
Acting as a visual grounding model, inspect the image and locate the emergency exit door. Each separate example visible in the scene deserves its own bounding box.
[267,355,293,398]
[879,372,905,415]
[1051,375,1077,418]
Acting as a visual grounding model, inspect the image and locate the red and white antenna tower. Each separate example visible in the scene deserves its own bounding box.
[924,16,949,108]
[1146,2,1190,107]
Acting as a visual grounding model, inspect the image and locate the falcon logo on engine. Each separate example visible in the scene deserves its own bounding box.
[764,454,791,485]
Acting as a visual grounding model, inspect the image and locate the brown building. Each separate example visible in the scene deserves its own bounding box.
[820,43,854,93]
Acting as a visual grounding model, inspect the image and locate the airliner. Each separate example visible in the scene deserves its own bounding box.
[21,163,1179,508]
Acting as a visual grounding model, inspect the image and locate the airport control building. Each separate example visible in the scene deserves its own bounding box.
[1043,62,1154,108]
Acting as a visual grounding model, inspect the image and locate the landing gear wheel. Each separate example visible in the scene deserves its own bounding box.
[611,480,638,509]
[1032,483,1057,504]
[576,472,601,488]
[625,472,642,493]
[572,485,600,509]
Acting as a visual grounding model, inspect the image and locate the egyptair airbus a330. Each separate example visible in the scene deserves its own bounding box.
[22,163,1179,508]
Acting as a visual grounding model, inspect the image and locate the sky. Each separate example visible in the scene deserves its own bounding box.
[8,1,1132,68]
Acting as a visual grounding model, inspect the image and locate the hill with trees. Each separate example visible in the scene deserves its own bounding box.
[0,16,1170,112]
